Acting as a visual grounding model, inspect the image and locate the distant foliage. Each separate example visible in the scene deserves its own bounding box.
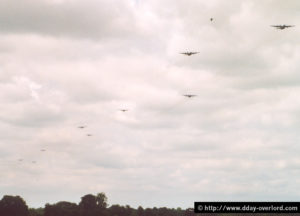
[29,208,44,216]
[78,193,108,216]
[44,201,79,216]
[1,192,191,216]
[0,195,29,216]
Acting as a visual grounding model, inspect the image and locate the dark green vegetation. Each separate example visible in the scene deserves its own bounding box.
[0,193,186,216]
[0,195,29,216]
[0,193,298,216]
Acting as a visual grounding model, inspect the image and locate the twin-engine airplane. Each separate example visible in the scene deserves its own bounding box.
[183,94,197,98]
[180,52,199,56]
[271,25,295,30]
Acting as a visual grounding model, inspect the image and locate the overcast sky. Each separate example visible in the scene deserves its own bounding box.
[1,0,300,209]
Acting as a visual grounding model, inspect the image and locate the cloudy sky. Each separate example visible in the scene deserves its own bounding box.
[1,0,300,209]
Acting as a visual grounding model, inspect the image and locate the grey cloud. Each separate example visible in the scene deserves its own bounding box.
[0,0,139,40]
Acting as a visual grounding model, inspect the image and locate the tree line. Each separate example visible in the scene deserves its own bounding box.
[0,193,297,216]
[0,192,189,216]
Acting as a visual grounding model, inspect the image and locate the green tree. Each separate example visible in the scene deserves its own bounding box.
[158,207,169,216]
[29,208,44,216]
[44,201,79,216]
[0,195,29,216]
[125,205,133,216]
[79,194,97,216]
[137,206,144,216]
[144,208,154,216]
[108,204,124,216]
[79,193,107,216]
[96,192,108,209]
